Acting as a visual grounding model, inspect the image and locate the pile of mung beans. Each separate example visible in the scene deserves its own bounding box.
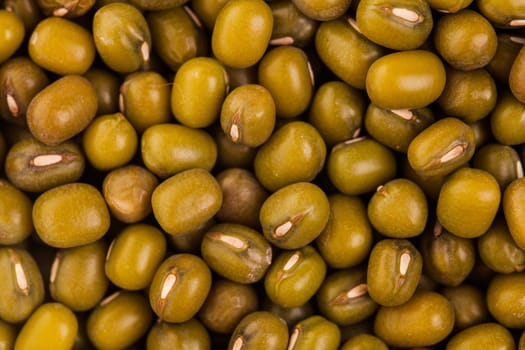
[1,0,525,348]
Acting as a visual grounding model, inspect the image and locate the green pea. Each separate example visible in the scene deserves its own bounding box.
[0,179,33,245]
[0,56,49,126]
[87,291,153,350]
[0,10,25,64]
[487,273,525,328]
[316,267,378,326]
[254,121,326,192]
[490,89,525,145]
[434,9,497,71]
[259,182,330,250]
[366,50,446,109]
[258,46,313,119]
[407,117,476,177]
[446,323,515,350]
[14,302,78,350]
[146,319,211,350]
[367,239,422,306]
[308,81,365,147]
[141,123,217,178]
[441,284,489,330]
[287,315,341,350]
[420,223,476,286]
[198,278,259,334]
[356,0,433,50]
[32,182,110,248]
[503,177,525,250]
[315,18,387,90]
[327,137,397,196]
[228,311,289,350]
[265,245,326,309]
[147,6,208,72]
[151,168,222,236]
[212,0,273,68]
[364,104,434,153]
[220,84,276,147]
[367,178,428,238]
[27,74,97,146]
[270,0,318,47]
[28,17,95,75]
[201,223,272,284]
[316,194,373,269]
[171,57,228,128]
[437,168,501,238]
[119,71,172,133]
[105,224,167,290]
[102,165,158,224]
[50,240,109,311]
[82,112,138,171]
[374,290,455,348]
[0,247,44,323]
[149,254,212,323]
[92,2,151,73]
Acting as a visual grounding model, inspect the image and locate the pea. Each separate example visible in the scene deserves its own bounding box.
[198,278,259,334]
[146,319,211,350]
[102,165,159,224]
[0,10,25,64]
[87,291,153,350]
[14,302,78,350]
[258,46,313,119]
[0,178,33,245]
[264,245,327,308]
[259,182,330,250]
[254,121,326,192]
[374,290,455,348]
[227,311,289,350]
[92,2,151,73]
[407,117,476,177]
[367,178,428,238]
[211,0,273,68]
[327,137,397,196]
[149,254,212,323]
[437,167,501,238]
[366,50,446,109]
[315,194,373,269]
[316,267,378,326]
[119,71,172,133]
[287,315,341,350]
[315,18,387,90]
[367,239,422,307]
[308,81,365,147]
[220,84,276,147]
[487,273,525,328]
[151,168,222,236]
[0,247,44,324]
[434,9,497,71]
[28,16,95,75]
[356,0,433,50]
[32,182,110,248]
[26,74,98,146]
[171,57,228,128]
[105,224,167,291]
[0,57,49,126]
[49,240,109,311]
[441,284,490,330]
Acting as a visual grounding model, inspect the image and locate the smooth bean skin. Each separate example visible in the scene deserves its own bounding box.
[487,273,525,328]
[0,10,25,64]
[503,178,525,250]
[446,322,515,350]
